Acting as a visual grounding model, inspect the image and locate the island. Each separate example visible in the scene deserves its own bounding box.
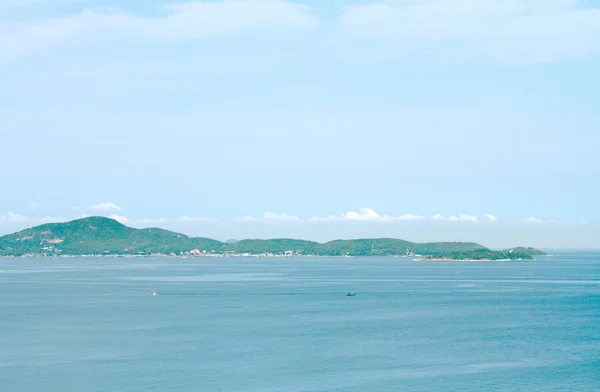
[0,216,546,260]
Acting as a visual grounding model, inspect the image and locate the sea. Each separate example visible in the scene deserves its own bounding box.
[0,253,598,392]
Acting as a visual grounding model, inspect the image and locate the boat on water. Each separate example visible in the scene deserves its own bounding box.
[346,292,356,297]
[149,291,157,296]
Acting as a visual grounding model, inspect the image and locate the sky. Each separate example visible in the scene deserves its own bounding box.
[1,0,600,249]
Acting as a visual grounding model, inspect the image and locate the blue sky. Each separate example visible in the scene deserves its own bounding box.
[1,0,600,248]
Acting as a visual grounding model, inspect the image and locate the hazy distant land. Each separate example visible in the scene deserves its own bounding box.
[0,217,546,260]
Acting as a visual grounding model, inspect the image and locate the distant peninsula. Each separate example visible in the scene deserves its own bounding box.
[0,216,546,260]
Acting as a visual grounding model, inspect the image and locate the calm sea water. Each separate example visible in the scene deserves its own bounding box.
[1,254,598,392]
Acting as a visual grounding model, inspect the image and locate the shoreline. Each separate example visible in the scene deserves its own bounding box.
[413,258,523,262]
[0,254,410,259]
[0,254,540,262]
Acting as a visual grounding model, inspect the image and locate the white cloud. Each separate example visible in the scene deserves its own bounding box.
[0,0,317,59]
[339,0,600,62]
[447,213,479,222]
[0,211,66,223]
[459,214,479,222]
[522,217,582,224]
[522,217,584,224]
[526,217,545,224]
[339,208,384,221]
[484,213,498,222]
[87,202,122,211]
[394,214,425,221]
[238,212,302,222]
[309,209,488,223]
[310,208,377,221]
[108,214,129,224]
[261,212,302,222]
[310,208,427,222]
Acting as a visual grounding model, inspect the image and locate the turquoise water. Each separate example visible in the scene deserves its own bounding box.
[1,254,598,391]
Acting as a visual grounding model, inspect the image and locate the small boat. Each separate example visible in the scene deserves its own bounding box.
[346,292,356,297]
[149,291,157,296]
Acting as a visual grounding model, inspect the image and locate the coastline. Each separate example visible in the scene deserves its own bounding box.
[0,254,540,262]
[1,254,408,259]
[413,258,525,262]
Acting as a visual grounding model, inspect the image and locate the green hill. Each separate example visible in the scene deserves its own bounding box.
[0,216,546,260]
[227,239,320,255]
[505,247,547,256]
[0,216,223,256]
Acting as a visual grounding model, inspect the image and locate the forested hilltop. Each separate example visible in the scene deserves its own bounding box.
[0,217,545,260]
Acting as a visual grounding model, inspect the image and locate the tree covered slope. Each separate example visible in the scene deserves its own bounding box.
[0,217,546,259]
